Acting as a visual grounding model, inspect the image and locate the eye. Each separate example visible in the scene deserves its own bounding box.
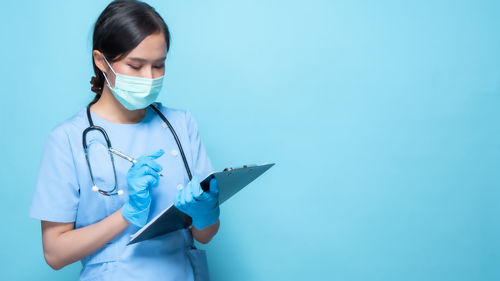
[128,64,141,70]
[153,64,165,69]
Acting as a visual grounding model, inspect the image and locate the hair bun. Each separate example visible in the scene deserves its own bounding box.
[90,76,103,95]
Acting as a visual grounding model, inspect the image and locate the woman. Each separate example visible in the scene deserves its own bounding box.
[28,1,220,280]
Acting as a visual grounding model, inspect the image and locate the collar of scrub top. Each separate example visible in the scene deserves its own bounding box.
[83,101,193,196]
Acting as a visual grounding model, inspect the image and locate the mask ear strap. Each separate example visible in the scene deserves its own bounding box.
[101,55,116,89]
[102,70,113,89]
[102,55,117,75]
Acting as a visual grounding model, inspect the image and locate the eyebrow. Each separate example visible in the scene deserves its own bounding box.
[128,57,166,63]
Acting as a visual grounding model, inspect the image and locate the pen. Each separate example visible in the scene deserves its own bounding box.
[109,148,164,177]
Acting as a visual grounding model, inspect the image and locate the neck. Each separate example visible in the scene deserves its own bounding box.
[90,87,146,124]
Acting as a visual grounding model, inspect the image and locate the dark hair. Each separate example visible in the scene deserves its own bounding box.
[89,0,171,104]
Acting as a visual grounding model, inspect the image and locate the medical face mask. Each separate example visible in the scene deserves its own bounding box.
[101,56,164,110]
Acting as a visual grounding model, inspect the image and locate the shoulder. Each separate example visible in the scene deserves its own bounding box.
[152,102,203,138]
[45,107,88,143]
[152,102,196,125]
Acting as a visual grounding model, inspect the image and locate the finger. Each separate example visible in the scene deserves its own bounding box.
[134,149,164,166]
[139,166,160,181]
[132,182,151,197]
[134,160,162,175]
[179,188,186,206]
[188,176,203,200]
[191,181,204,201]
[146,149,164,160]
[143,174,158,188]
[142,159,163,173]
[209,178,219,195]
[185,183,194,204]
[182,183,193,204]
[174,189,182,208]
[188,176,201,196]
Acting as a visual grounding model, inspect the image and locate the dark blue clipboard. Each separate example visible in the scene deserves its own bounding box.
[127,163,275,245]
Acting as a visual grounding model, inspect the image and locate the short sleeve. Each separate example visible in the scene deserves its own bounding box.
[185,111,214,181]
[29,127,80,222]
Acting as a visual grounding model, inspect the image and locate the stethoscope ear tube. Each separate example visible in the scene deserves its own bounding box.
[149,103,193,181]
[82,126,112,150]
[82,125,120,196]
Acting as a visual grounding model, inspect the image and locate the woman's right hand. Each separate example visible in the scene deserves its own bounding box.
[121,149,164,227]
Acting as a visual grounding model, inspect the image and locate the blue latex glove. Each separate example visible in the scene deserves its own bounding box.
[121,149,164,227]
[174,176,220,230]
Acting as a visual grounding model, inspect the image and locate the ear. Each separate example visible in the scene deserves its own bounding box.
[93,50,108,74]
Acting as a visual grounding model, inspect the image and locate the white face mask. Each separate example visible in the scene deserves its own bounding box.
[102,56,164,110]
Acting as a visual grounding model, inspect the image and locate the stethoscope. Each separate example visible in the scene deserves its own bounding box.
[82,101,193,196]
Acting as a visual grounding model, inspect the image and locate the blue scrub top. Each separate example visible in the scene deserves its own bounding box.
[29,102,214,281]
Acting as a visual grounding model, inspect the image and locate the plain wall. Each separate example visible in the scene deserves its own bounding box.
[0,0,499,280]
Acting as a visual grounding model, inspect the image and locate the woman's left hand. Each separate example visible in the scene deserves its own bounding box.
[174,176,220,230]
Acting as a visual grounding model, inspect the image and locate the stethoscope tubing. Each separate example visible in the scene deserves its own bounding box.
[82,101,192,196]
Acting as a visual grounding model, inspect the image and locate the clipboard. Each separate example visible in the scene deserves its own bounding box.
[127,163,275,245]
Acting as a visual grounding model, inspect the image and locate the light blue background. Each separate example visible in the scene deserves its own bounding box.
[0,0,499,280]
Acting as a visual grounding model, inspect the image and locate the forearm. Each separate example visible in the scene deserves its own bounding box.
[43,208,130,270]
[192,219,220,244]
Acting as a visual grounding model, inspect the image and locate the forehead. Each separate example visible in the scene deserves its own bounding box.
[124,32,167,61]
